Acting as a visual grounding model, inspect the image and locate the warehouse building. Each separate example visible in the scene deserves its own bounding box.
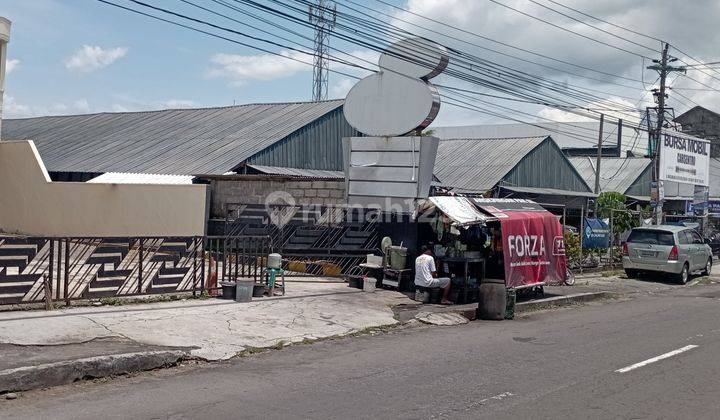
[1,100,355,181]
[432,120,642,158]
[433,136,595,209]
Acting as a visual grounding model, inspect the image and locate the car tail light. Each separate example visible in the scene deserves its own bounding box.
[622,243,628,256]
[668,245,678,261]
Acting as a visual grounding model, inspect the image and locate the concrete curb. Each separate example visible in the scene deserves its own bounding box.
[0,350,189,394]
[400,291,612,322]
[514,291,613,313]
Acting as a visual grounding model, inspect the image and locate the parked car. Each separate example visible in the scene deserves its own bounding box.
[622,225,713,284]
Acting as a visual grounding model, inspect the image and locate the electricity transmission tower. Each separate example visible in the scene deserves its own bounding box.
[646,42,686,224]
[308,0,336,101]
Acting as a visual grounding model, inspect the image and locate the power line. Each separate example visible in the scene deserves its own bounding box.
[93,0,610,143]
[545,0,661,42]
[247,0,644,123]
[94,0,364,79]
[483,0,653,59]
[365,0,646,87]
[98,0,655,142]
[526,0,658,53]
[291,0,648,122]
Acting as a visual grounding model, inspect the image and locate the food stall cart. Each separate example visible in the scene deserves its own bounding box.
[416,196,490,304]
[415,197,567,310]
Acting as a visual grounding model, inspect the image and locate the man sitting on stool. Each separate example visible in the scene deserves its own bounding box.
[415,245,452,305]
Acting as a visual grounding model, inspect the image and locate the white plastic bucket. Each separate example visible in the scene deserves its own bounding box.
[363,277,376,293]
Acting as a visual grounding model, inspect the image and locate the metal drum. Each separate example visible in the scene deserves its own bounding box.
[478,278,507,321]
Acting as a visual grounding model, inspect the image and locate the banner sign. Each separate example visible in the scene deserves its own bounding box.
[692,185,710,213]
[687,199,720,215]
[583,218,610,249]
[500,211,567,288]
[659,133,711,186]
[650,181,664,208]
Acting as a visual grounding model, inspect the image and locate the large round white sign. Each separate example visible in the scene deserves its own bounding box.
[344,37,448,137]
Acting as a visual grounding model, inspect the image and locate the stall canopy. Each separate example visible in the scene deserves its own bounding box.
[422,196,489,226]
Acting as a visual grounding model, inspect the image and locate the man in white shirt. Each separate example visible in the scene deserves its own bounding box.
[415,245,452,304]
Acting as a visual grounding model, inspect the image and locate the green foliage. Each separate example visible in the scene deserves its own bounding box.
[564,232,581,265]
[596,192,639,236]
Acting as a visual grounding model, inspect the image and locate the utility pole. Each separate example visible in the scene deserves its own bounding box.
[646,42,685,224]
[0,17,11,140]
[308,0,336,102]
[593,113,604,215]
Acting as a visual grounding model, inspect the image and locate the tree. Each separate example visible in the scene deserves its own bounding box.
[596,192,638,236]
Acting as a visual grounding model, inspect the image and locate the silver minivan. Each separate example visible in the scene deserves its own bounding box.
[622,225,713,284]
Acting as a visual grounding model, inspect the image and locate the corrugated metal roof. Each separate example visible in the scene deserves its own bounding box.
[569,157,651,194]
[87,172,195,185]
[1,100,344,175]
[434,136,547,192]
[499,185,597,198]
[432,122,645,155]
[245,164,343,179]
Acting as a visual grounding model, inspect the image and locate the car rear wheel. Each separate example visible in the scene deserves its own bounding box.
[677,263,690,285]
[702,258,712,276]
[625,269,639,279]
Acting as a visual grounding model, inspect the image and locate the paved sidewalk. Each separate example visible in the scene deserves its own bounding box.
[0,280,413,363]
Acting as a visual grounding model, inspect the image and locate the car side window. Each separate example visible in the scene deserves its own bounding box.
[678,231,690,245]
[690,231,704,245]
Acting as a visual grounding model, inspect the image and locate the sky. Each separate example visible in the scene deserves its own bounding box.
[1,0,719,128]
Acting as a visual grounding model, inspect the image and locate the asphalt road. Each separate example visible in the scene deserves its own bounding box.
[3,283,720,419]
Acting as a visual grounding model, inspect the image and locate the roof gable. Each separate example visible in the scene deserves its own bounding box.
[433,136,548,192]
[569,156,651,194]
[1,100,344,175]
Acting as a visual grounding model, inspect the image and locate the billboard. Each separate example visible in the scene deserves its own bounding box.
[500,211,567,288]
[659,133,711,186]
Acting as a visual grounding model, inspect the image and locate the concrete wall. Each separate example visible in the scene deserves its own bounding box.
[0,140,208,236]
[210,177,346,218]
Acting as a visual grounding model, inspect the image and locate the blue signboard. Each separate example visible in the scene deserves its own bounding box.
[583,218,610,249]
[710,201,720,215]
[687,200,720,215]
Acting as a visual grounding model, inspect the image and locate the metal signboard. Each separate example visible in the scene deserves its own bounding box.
[582,218,610,249]
[659,133,711,186]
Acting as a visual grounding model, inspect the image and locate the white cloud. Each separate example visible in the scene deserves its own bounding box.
[207,50,312,85]
[3,96,91,118]
[330,78,356,98]
[109,94,197,113]
[206,48,378,87]
[333,50,380,76]
[65,45,128,73]
[6,59,20,75]
[3,93,198,119]
[3,95,31,118]
[160,99,196,109]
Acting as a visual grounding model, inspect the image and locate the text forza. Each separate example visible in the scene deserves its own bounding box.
[507,235,546,257]
[663,135,709,156]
